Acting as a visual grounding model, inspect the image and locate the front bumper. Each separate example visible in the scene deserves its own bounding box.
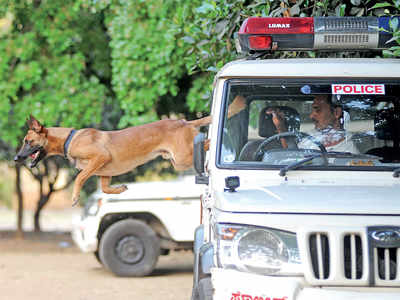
[212,268,400,300]
[71,215,99,253]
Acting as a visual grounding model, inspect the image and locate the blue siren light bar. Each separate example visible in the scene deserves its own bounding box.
[237,16,400,52]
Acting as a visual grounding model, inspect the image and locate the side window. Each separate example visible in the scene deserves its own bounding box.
[221,95,249,163]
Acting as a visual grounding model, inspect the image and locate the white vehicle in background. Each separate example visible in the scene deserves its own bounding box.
[191,16,400,300]
[72,175,202,277]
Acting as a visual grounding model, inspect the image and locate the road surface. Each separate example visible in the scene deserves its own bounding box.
[0,231,194,300]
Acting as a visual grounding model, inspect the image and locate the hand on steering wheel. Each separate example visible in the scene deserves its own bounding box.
[253,131,327,161]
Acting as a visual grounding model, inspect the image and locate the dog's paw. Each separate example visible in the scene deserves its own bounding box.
[72,197,80,207]
[120,184,128,192]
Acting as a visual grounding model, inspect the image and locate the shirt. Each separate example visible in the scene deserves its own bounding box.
[298,127,359,153]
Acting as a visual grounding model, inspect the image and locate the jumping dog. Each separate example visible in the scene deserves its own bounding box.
[14,96,246,206]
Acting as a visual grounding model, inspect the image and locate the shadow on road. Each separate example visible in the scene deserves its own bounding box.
[152,265,193,276]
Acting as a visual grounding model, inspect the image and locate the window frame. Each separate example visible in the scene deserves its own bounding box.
[216,78,400,172]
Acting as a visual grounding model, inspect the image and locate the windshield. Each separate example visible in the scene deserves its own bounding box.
[218,79,400,171]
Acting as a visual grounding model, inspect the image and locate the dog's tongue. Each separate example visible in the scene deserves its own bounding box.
[30,151,38,160]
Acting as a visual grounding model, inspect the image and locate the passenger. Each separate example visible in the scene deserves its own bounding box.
[267,95,358,153]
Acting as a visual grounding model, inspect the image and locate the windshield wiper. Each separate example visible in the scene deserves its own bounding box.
[394,168,400,178]
[279,151,361,177]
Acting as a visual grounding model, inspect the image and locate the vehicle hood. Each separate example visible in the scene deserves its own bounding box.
[214,183,400,215]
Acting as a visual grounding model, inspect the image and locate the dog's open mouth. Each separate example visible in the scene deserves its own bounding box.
[29,148,46,168]
[30,150,40,160]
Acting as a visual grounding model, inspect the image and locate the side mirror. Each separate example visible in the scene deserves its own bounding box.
[193,133,208,185]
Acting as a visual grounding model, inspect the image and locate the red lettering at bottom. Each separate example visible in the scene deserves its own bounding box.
[231,292,287,300]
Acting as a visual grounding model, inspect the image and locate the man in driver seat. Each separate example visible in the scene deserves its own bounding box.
[268,95,358,153]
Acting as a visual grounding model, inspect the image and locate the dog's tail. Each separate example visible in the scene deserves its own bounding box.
[187,95,247,128]
[187,116,212,128]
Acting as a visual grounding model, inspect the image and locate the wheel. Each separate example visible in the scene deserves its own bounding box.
[94,251,103,265]
[198,278,213,300]
[192,277,214,300]
[99,219,160,277]
[254,131,327,160]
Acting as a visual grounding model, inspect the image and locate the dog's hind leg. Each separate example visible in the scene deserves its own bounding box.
[72,153,111,206]
[100,176,128,194]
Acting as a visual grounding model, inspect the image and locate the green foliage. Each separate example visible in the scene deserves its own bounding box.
[0,0,110,148]
[186,74,213,113]
[382,16,400,57]
[82,0,204,127]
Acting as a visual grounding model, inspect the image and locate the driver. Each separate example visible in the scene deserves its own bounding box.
[267,95,358,153]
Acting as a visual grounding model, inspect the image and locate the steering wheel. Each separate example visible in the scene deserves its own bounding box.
[253,131,327,161]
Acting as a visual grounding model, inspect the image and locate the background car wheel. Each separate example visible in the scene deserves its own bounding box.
[94,251,102,265]
[99,219,160,277]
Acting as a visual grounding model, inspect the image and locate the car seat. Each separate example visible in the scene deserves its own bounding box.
[238,106,300,161]
[366,108,400,163]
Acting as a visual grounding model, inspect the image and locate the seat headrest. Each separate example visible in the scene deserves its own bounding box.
[258,106,300,138]
[375,108,400,141]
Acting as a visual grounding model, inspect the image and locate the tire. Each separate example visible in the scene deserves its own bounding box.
[191,286,199,300]
[198,278,213,300]
[94,251,103,265]
[99,219,160,277]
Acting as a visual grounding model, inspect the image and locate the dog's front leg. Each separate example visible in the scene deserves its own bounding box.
[100,176,128,194]
[72,154,111,206]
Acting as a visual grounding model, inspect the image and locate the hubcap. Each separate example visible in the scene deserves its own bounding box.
[115,235,144,264]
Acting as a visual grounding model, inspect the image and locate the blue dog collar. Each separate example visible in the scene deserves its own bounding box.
[64,129,76,159]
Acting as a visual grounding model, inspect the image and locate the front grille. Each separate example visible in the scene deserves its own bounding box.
[375,247,398,281]
[299,226,400,287]
[309,233,330,279]
[344,234,363,279]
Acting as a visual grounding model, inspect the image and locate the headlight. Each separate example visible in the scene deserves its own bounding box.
[216,224,302,276]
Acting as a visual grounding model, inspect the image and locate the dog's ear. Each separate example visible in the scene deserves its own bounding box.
[27,115,35,130]
[27,115,47,134]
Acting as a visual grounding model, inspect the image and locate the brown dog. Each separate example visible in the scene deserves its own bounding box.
[14,96,246,206]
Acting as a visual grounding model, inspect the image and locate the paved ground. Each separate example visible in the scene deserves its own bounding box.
[0,209,194,300]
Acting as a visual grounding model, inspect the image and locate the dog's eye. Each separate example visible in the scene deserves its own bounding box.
[25,140,32,145]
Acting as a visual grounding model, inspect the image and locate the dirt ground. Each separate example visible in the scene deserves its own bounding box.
[0,231,194,300]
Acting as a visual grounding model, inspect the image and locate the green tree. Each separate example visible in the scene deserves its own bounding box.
[0,0,111,234]
[0,1,110,145]
[78,0,212,125]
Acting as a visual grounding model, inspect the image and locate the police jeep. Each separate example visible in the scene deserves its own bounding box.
[191,16,400,300]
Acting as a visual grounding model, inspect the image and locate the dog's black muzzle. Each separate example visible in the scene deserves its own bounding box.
[14,154,24,162]
[14,145,46,168]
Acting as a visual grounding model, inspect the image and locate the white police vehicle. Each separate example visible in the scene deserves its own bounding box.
[191,16,400,300]
[72,175,201,277]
